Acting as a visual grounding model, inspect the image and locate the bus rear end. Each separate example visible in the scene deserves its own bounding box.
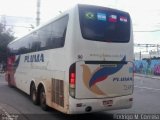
[68,4,134,114]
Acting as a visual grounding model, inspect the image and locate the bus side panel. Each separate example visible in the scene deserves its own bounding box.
[10,49,70,113]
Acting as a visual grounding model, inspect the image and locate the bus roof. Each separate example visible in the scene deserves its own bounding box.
[9,4,129,45]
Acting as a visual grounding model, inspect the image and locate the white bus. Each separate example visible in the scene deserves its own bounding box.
[6,4,134,114]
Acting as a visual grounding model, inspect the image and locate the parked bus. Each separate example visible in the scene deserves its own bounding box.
[6,4,134,114]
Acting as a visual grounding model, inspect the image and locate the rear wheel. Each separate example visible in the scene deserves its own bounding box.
[40,87,48,111]
[30,83,38,105]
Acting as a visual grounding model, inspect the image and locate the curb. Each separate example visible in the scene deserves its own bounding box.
[0,103,27,120]
[0,105,17,120]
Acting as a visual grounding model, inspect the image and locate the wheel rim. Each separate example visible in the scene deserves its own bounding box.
[31,84,37,104]
[40,91,46,106]
[32,90,36,101]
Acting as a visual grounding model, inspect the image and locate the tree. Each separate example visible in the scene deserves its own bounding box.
[0,23,15,64]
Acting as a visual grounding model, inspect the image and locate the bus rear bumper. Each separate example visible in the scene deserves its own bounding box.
[68,95,133,114]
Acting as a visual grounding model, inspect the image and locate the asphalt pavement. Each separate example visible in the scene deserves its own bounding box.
[0,73,28,120]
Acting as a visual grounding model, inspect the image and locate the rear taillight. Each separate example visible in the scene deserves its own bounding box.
[69,63,76,98]
[70,73,76,86]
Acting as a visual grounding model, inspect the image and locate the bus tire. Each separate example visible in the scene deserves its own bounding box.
[30,83,39,105]
[40,86,48,111]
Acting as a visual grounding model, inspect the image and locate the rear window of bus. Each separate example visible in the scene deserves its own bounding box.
[79,5,131,43]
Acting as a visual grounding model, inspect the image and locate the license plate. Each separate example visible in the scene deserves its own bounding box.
[103,100,113,106]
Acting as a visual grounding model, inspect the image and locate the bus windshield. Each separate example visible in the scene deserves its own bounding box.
[79,5,131,43]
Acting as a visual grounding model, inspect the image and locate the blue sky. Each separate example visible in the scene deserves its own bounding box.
[0,0,160,52]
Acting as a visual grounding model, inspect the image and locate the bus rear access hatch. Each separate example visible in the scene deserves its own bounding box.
[74,60,134,99]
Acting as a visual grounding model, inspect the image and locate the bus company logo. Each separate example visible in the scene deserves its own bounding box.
[113,77,133,82]
[81,56,126,95]
[24,53,44,62]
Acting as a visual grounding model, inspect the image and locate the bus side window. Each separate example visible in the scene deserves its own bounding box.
[45,15,69,49]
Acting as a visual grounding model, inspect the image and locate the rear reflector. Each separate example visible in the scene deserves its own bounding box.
[76,103,83,107]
